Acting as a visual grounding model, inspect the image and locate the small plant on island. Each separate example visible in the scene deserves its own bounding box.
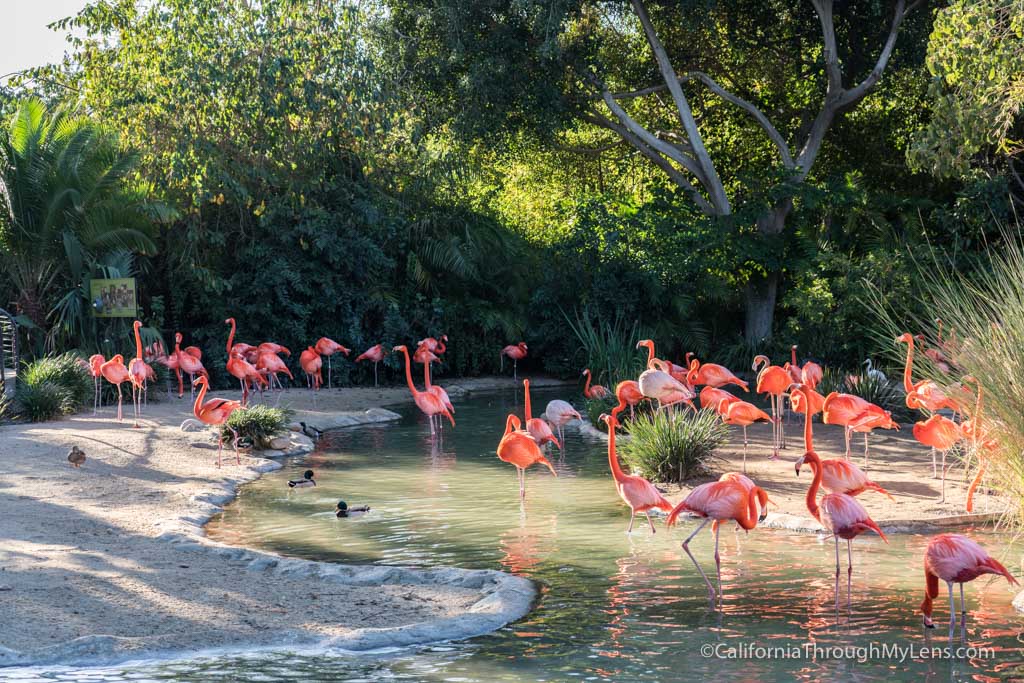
[222,404,294,449]
[621,408,728,483]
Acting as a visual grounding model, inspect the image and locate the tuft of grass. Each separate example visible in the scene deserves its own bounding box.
[14,353,92,421]
[564,308,646,388]
[222,404,294,448]
[621,408,728,483]
[816,368,914,423]
[15,381,77,422]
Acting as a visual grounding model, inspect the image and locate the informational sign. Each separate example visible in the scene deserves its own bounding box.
[90,278,138,318]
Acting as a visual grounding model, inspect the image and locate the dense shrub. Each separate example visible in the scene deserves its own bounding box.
[621,408,729,483]
[583,394,617,429]
[14,354,92,421]
[222,404,294,448]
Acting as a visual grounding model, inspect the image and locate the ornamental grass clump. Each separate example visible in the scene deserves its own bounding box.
[222,404,294,448]
[621,408,728,483]
[15,353,92,422]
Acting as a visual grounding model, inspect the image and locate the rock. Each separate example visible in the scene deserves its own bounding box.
[269,436,291,450]
[287,422,302,432]
[291,434,314,447]
[179,419,205,432]
[260,449,285,458]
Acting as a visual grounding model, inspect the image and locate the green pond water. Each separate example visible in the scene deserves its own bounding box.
[4,387,1023,682]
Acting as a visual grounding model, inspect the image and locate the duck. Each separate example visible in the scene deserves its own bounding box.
[67,446,86,468]
[336,500,370,517]
[299,422,323,440]
[288,469,316,488]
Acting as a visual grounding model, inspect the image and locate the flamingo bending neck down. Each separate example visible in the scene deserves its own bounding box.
[602,413,672,533]
[524,379,559,449]
[496,414,557,498]
[315,337,351,389]
[355,344,387,387]
[88,354,105,414]
[192,376,243,467]
[544,399,580,446]
[500,342,528,380]
[394,345,454,434]
[100,354,129,422]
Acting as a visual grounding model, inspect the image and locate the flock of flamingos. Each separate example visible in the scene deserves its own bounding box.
[83,319,1015,644]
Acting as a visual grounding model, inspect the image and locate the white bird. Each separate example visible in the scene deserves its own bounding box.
[863,358,887,383]
[544,399,581,445]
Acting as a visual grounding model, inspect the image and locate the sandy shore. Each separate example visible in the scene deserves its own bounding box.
[0,376,556,668]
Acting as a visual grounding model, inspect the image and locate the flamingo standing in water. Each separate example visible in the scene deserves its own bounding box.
[718,399,771,472]
[798,383,888,610]
[896,334,959,412]
[88,354,105,414]
[614,380,645,419]
[496,414,557,497]
[421,348,454,432]
[753,355,789,456]
[582,369,610,399]
[393,345,454,434]
[127,321,148,427]
[355,344,387,387]
[601,412,672,533]
[544,399,581,446]
[920,533,1018,643]
[523,379,559,449]
[100,355,130,422]
[913,414,961,502]
[315,337,351,389]
[500,342,528,380]
[686,358,749,392]
[192,375,243,468]
[299,346,323,390]
[667,476,767,606]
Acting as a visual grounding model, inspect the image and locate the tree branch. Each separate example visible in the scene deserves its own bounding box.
[810,0,844,94]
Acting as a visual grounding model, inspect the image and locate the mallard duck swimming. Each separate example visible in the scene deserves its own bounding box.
[288,469,316,488]
[299,422,323,440]
[336,500,370,517]
[67,446,86,468]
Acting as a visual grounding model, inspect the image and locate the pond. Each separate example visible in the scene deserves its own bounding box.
[5,387,1022,682]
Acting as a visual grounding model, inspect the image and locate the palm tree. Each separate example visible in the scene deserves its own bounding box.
[0,98,160,354]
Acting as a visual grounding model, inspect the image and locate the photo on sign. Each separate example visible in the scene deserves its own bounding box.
[90,278,138,318]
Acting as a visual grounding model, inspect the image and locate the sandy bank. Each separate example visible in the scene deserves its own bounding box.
[0,376,551,668]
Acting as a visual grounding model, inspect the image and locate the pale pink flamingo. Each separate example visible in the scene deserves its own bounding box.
[88,354,105,414]
[496,414,556,497]
[686,358,748,391]
[500,342,528,380]
[393,345,454,434]
[799,392,888,610]
[299,346,323,390]
[192,375,243,468]
[100,354,129,422]
[417,335,448,354]
[544,399,581,445]
[523,379,559,449]
[127,321,147,427]
[667,477,767,606]
[920,533,1017,643]
[913,414,961,502]
[601,412,672,533]
[753,355,789,456]
[638,359,694,411]
[355,344,387,387]
[718,399,771,472]
[315,337,351,389]
[582,368,610,399]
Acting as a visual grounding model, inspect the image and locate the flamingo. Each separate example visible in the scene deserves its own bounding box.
[821,392,871,459]
[299,346,323,390]
[801,360,824,390]
[638,360,695,410]
[799,391,888,611]
[789,384,825,417]
[192,375,243,468]
[896,333,959,412]
[700,386,739,413]
[913,414,961,502]
[614,380,645,419]
[847,405,899,467]
[174,333,208,398]
[961,377,999,512]
[544,399,581,445]
[686,358,749,391]
[500,342,528,380]
[582,368,610,399]
[422,349,454,431]
[920,533,1018,643]
[496,414,556,497]
[127,321,147,427]
[787,346,803,384]
[355,344,387,387]
[667,477,767,606]
[718,399,771,472]
[601,412,672,533]
[792,386,894,500]
[753,355,789,456]
[393,345,454,434]
[99,355,129,422]
[315,337,351,389]
[257,350,293,390]
[524,379,559,449]
[88,354,105,414]
[257,342,291,357]
[637,339,658,369]
[417,335,448,354]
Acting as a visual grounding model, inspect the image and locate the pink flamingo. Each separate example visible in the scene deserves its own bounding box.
[685,358,749,391]
[299,346,323,390]
[961,377,998,512]
[700,386,739,413]
[524,379,559,449]
[88,354,105,414]
[192,375,243,468]
[920,533,1017,643]
[100,355,130,422]
[667,477,767,606]
[913,414,961,502]
[127,321,147,427]
[257,342,291,357]
[393,345,454,434]
[718,399,771,472]
[896,333,959,412]
[821,392,872,459]
[847,405,899,467]
[799,391,888,610]
[496,414,556,497]
[500,342,528,380]
[418,335,448,354]
[355,344,387,387]
[753,355,790,456]
[174,333,208,398]
[582,368,610,399]
[601,412,672,532]
[421,349,454,431]
[614,380,645,419]
[315,337,351,389]
[257,350,293,390]
[544,399,581,445]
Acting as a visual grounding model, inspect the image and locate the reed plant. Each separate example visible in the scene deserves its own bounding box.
[564,309,646,388]
[222,404,294,448]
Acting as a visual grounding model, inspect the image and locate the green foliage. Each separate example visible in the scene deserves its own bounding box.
[14,353,91,421]
[0,393,17,422]
[223,404,294,449]
[621,408,729,483]
[583,394,618,428]
[565,310,645,388]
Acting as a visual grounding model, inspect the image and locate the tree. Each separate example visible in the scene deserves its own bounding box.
[384,0,926,340]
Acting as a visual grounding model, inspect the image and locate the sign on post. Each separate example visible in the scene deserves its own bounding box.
[90,278,138,318]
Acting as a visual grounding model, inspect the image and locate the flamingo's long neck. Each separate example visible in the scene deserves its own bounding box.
[226,320,236,354]
[791,347,798,367]
[800,388,813,452]
[735,487,758,530]
[192,381,208,418]
[805,450,822,521]
[607,419,626,483]
[583,371,592,395]
[437,339,446,354]
[524,381,533,421]
[399,347,419,396]
[503,414,518,436]
[901,337,915,392]
[423,360,432,389]
[133,324,143,360]
[646,344,655,369]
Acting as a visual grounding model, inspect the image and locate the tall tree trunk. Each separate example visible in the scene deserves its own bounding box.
[744,199,792,341]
